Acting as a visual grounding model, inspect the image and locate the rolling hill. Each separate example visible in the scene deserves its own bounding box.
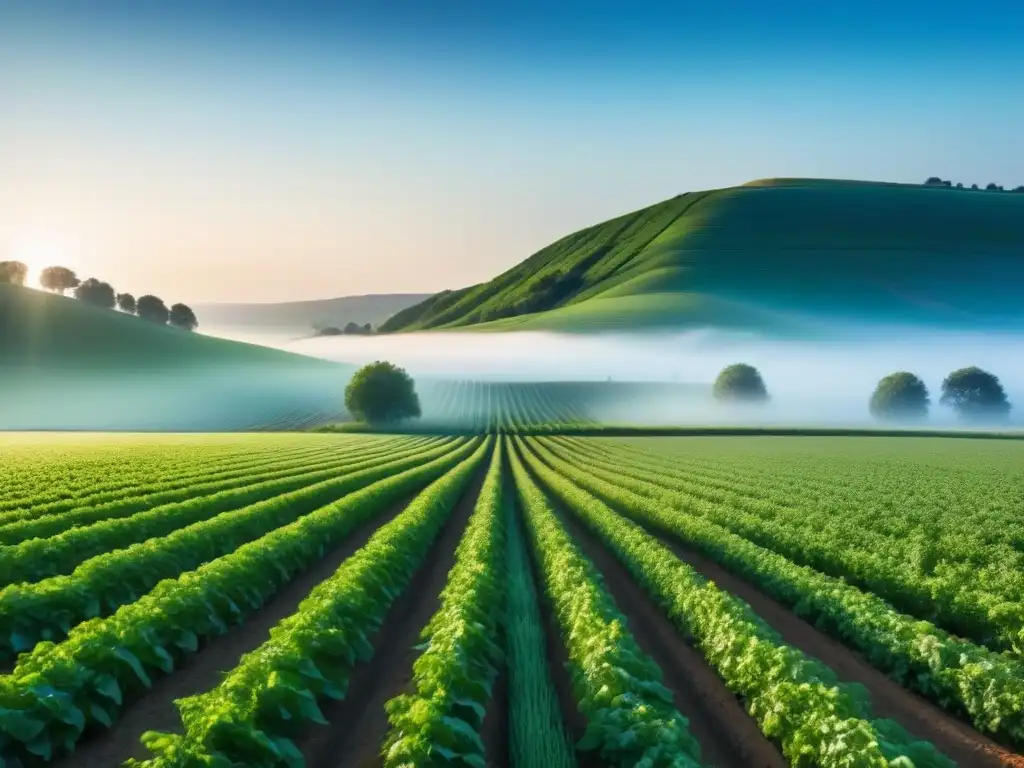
[381,179,1024,335]
[195,293,431,336]
[0,285,350,430]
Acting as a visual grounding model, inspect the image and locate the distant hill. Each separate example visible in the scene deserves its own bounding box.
[381,179,1024,335]
[0,285,350,430]
[196,293,432,335]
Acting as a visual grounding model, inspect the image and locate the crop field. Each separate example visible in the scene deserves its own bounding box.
[416,380,705,431]
[0,433,1023,767]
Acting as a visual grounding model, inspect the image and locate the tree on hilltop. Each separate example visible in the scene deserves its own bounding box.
[345,361,421,424]
[940,366,1011,422]
[40,266,80,295]
[869,372,929,422]
[169,303,199,331]
[0,261,28,286]
[136,295,170,325]
[712,363,769,403]
[117,292,137,314]
[74,278,116,309]
[924,177,944,185]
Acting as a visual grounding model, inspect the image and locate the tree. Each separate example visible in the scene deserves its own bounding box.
[344,321,362,334]
[869,372,929,422]
[971,184,980,190]
[986,183,1001,191]
[1014,186,1024,193]
[117,292,137,314]
[712,363,769,403]
[940,366,1011,421]
[169,303,199,331]
[40,266,80,295]
[344,361,421,424]
[74,278,116,309]
[924,177,944,185]
[136,295,169,324]
[363,322,372,334]
[0,261,28,286]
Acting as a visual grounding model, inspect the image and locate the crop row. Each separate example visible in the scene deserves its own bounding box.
[0,438,483,763]
[0,436,402,527]
[509,442,704,766]
[537,437,1024,747]
[128,438,492,767]
[0,437,461,657]
[518,438,955,767]
[0,435,421,536]
[381,439,507,765]
[557,436,1024,654]
[0,437,447,588]
[0,434,342,508]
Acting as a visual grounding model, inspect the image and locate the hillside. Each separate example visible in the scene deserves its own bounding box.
[196,293,431,335]
[0,285,350,430]
[381,179,1024,335]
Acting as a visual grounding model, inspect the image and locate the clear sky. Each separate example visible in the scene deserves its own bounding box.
[2,1,1022,304]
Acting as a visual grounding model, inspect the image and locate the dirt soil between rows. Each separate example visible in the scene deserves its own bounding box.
[635,517,1024,768]
[296,467,488,768]
[547,494,787,768]
[55,492,420,768]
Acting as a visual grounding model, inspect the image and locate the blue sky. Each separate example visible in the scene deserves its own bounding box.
[1,1,1022,303]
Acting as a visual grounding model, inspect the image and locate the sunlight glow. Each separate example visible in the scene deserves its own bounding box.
[10,239,76,289]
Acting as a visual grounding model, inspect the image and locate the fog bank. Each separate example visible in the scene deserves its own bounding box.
[211,325,1024,428]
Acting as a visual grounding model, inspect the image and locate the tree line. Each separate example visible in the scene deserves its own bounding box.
[924,177,1024,193]
[0,261,198,331]
[713,363,1014,423]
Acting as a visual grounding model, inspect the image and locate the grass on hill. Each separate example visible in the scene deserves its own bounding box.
[380,178,1024,335]
[0,284,340,371]
[0,285,350,431]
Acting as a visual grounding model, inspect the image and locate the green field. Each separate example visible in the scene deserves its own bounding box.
[0,432,1021,767]
[381,178,1024,334]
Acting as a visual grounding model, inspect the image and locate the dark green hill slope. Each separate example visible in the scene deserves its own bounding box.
[381,179,1024,334]
[0,284,338,370]
[0,285,349,430]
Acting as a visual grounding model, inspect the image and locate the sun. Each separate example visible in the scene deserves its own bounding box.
[10,238,76,289]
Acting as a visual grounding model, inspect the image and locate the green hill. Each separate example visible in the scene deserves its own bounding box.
[0,285,350,430]
[0,284,340,371]
[381,178,1024,335]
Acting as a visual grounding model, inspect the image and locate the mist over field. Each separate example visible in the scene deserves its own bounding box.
[208,325,1024,428]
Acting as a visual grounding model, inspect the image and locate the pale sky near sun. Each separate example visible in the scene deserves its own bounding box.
[2,3,1022,304]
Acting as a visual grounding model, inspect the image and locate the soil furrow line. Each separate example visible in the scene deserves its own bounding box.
[547,494,786,768]
[636,518,1024,768]
[298,466,489,768]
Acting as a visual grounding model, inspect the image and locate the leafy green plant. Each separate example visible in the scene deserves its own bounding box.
[521,438,956,767]
[509,443,702,767]
[503,476,576,768]
[0,437,450,590]
[539,436,1024,746]
[0,438,460,658]
[381,439,506,766]
[0,438,481,764]
[126,438,492,768]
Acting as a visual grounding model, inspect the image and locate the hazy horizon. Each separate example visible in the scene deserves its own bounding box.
[3,1,1022,304]
[200,325,1024,428]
